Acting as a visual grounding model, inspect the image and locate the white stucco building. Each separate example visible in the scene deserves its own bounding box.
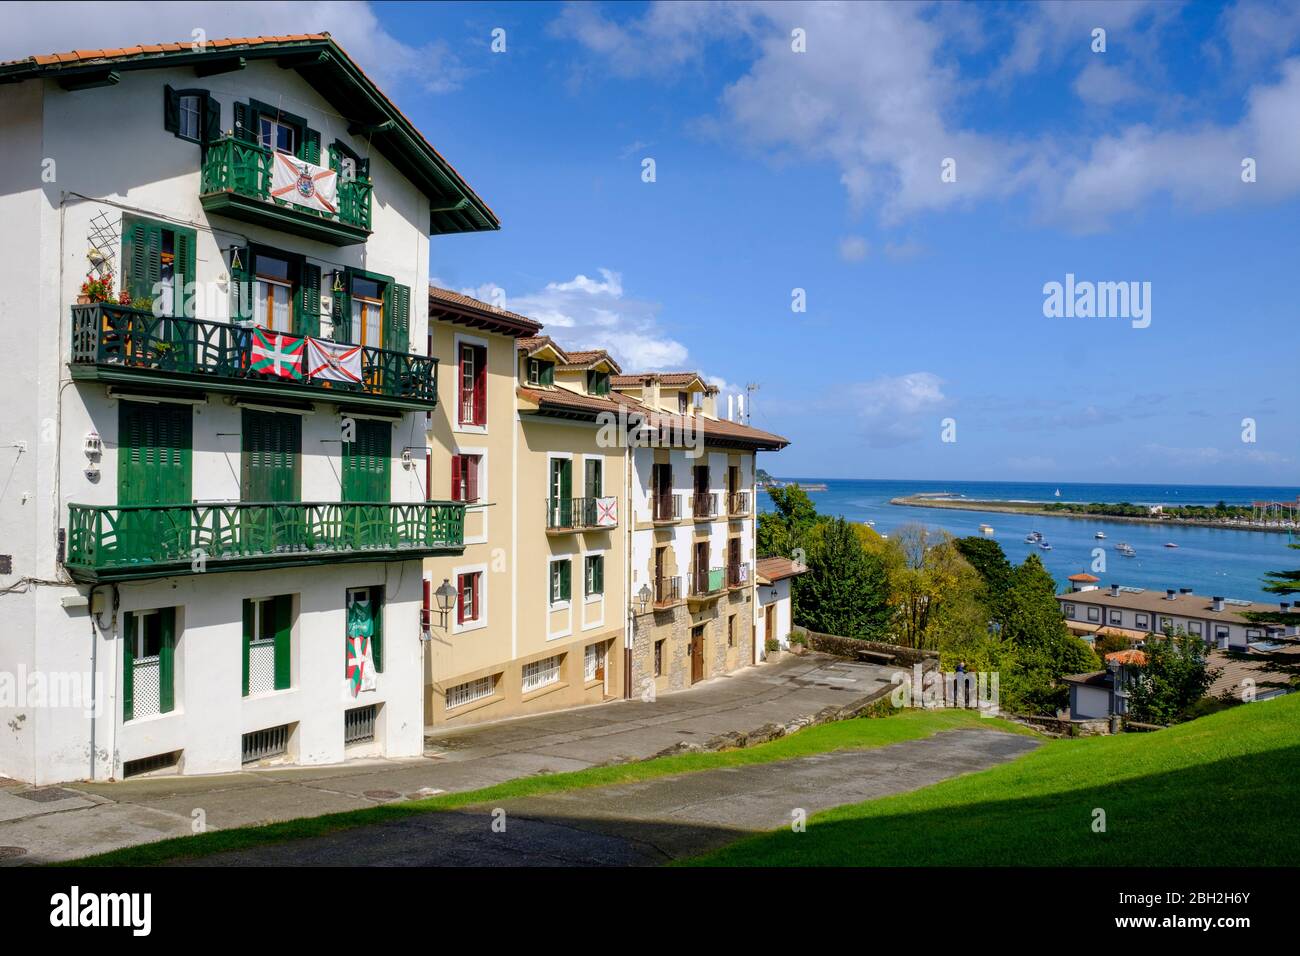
[0,35,497,783]
[755,556,805,653]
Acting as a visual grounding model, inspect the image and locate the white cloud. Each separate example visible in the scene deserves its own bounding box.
[848,372,947,448]
[838,236,869,262]
[1,1,469,94]
[556,1,1300,231]
[441,269,689,372]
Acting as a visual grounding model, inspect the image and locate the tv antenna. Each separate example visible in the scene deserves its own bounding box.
[744,383,760,424]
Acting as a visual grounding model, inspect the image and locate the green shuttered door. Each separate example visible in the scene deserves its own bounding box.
[241,409,301,502]
[342,419,391,502]
[118,401,192,505]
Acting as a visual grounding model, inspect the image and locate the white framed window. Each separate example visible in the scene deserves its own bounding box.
[452,563,488,634]
[1189,621,1202,635]
[1087,607,1100,622]
[259,117,297,155]
[550,558,572,606]
[1064,603,1075,618]
[247,596,279,696]
[254,254,294,333]
[1135,614,1149,629]
[1109,610,1122,625]
[446,674,496,710]
[522,655,562,693]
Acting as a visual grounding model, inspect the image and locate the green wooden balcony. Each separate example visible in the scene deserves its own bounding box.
[65,501,466,582]
[200,137,373,246]
[70,303,438,411]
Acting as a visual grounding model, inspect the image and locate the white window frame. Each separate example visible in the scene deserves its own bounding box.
[584,643,605,683]
[1135,613,1149,629]
[452,563,488,635]
[178,93,202,141]
[549,558,571,609]
[455,446,488,544]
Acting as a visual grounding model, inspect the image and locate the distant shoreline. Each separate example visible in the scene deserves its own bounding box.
[889,495,1293,535]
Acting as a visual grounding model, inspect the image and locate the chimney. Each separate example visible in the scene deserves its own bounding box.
[1109,583,1120,596]
[701,386,718,420]
[727,394,735,422]
[1212,596,1224,612]
[737,394,746,423]
[644,375,661,413]
[1166,589,1176,601]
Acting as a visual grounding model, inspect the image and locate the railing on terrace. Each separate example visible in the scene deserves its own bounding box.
[652,493,681,522]
[546,496,616,530]
[688,565,727,598]
[201,137,373,232]
[726,562,749,588]
[65,501,465,579]
[70,303,437,405]
[728,491,750,516]
[691,492,719,520]
[654,575,682,607]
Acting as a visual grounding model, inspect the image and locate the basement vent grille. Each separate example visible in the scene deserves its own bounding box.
[242,724,289,764]
[123,751,181,778]
[344,705,377,745]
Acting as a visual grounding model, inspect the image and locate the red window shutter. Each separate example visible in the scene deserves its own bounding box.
[466,455,478,502]
[450,454,461,501]
[458,345,473,425]
[422,577,431,630]
[473,346,487,425]
[470,573,480,621]
[456,574,466,624]
[424,448,432,502]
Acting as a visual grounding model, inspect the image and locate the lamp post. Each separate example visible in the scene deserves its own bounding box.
[634,584,651,616]
[434,577,457,629]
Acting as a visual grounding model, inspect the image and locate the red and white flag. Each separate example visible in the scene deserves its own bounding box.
[306,337,363,383]
[270,153,338,214]
[250,328,304,380]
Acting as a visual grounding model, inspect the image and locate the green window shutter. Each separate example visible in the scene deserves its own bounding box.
[163,85,180,133]
[301,128,321,164]
[295,263,321,337]
[203,95,221,145]
[122,216,162,303]
[389,283,411,354]
[242,599,253,697]
[342,419,391,502]
[369,586,384,672]
[540,363,554,386]
[233,101,255,143]
[172,226,196,318]
[118,401,192,506]
[595,556,604,594]
[273,594,292,690]
[159,607,176,714]
[123,610,135,721]
[241,410,301,503]
[561,560,571,602]
[332,268,352,343]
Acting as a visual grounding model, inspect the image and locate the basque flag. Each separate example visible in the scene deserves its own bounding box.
[250,328,305,380]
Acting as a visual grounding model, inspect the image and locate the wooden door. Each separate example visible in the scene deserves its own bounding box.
[765,604,776,648]
[690,624,705,684]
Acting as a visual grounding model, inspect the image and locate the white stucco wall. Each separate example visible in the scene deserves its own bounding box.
[757,576,793,655]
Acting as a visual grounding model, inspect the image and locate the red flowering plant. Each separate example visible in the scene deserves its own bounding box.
[79,270,114,303]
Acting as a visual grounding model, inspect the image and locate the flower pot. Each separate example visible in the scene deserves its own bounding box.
[77,295,92,305]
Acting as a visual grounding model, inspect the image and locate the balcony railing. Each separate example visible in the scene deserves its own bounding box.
[728,491,750,516]
[726,562,750,589]
[652,493,682,523]
[688,565,727,600]
[546,496,617,531]
[70,303,438,410]
[654,575,682,607]
[691,492,719,521]
[200,137,373,245]
[65,500,465,582]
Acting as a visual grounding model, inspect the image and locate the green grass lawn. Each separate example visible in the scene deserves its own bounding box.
[686,694,1300,867]
[71,707,1025,866]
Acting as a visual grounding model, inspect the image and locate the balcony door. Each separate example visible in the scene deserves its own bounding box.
[652,462,672,519]
[343,419,392,503]
[117,401,192,563]
[550,458,572,527]
[122,215,197,368]
[242,410,301,501]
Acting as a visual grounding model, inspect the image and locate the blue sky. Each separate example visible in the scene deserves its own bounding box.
[10,1,1300,486]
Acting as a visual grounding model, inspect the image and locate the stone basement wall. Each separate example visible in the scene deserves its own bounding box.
[631,592,755,695]
[796,628,940,667]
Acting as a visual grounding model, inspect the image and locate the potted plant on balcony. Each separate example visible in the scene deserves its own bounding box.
[77,270,114,305]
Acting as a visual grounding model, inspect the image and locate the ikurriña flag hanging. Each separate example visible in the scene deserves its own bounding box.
[250,328,305,380]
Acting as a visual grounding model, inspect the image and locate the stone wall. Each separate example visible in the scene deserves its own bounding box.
[796,628,940,666]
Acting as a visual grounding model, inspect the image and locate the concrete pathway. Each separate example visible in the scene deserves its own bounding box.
[188,728,1039,866]
[0,653,900,864]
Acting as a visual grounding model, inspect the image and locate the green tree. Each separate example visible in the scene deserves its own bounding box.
[1126,629,1220,724]
[756,483,819,559]
[798,517,892,639]
[884,525,986,650]
[954,535,1013,619]
[1245,542,1300,639]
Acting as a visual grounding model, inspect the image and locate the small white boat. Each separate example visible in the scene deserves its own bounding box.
[1054,488,1061,497]
[1094,531,1106,539]
[1164,542,1178,549]
[1039,541,1052,551]
[1115,542,1136,556]
[979,523,994,535]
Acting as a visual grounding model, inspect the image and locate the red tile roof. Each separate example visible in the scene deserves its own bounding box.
[429,287,541,338]
[517,385,624,418]
[756,556,807,583]
[1068,573,1101,582]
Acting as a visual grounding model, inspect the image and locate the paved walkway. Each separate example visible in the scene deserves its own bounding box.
[190,728,1039,866]
[0,653,898,864]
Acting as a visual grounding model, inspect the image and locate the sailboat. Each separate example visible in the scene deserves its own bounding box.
[1054,488,1061,498]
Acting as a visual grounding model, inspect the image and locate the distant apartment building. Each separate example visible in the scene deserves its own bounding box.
[0,35,496,783]
[1057,584,1299,652]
